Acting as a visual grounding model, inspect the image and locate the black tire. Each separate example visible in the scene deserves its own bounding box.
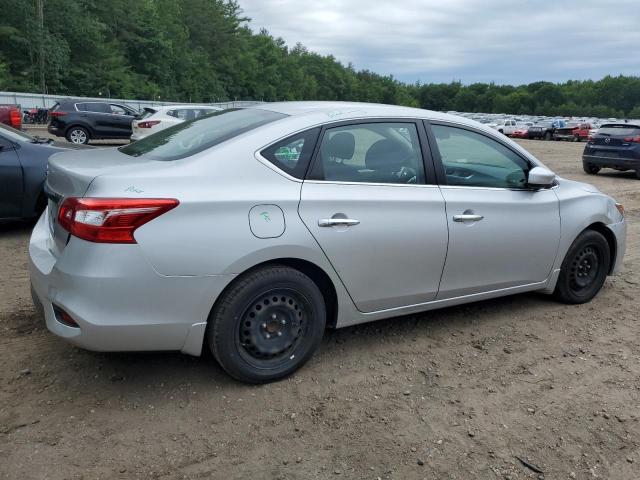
[573,135,581,142]
[498,129,504,134]
[207,265,326,383]
[554,230,610,304]
[66,126,90,145]
[583,163,600,175]
[544,131,552,141]
[635,169,640,180]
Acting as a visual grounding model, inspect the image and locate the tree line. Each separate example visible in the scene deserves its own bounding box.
[1,0,639,118]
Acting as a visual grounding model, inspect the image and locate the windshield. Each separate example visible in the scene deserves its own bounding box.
[0,123,34,142]
[120,108,287,161]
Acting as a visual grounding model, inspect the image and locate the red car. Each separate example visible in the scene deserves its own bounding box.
[509,126,530,139]
[0,105,22,130]
[553,123,592,142]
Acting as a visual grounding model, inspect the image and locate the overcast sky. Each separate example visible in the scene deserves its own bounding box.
[239,0,640,85]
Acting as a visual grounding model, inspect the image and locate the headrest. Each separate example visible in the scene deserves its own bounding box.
[324,132,355,160]
[365,139,403,170]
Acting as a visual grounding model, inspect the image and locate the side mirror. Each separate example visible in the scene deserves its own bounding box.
[527,166,555,189]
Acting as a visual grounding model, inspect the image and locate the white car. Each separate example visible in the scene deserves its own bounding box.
[488,119,519,135]
[131,105,222,141]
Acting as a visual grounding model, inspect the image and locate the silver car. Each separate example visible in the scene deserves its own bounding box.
[29,102,627,383]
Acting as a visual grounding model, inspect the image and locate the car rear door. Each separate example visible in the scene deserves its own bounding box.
[108,104,135,138]
[298,119,449,313]
[427,122,560,299]
[0,135,23,218]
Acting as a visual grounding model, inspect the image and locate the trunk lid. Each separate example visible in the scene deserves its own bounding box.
[45,148,157,256]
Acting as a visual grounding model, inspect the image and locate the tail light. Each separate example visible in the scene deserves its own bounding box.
[49,111,67,118]
[58,198,179,243]
[9,108,21,129]
[623,136,640,143]
[137,120,161,128]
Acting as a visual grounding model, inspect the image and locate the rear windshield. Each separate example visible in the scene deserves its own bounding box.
[139,108,157,120]
[598,125,640,136]
[120,108,286,161]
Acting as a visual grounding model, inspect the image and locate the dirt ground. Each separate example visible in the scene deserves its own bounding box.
[1,139,638,480]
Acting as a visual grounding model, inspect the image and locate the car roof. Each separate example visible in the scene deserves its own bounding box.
[153,105,222,111]
[251,101,461,123]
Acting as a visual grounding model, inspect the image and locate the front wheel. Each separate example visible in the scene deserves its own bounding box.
[554,230,610,304]
[207,265,326,383]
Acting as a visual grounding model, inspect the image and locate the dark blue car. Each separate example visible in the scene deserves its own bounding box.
[0,124,77,220]
[583,123,640,179]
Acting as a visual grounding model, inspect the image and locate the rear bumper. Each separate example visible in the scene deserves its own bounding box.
[47,124,63,137]
[582,154,640,170]
[29,212,236,356]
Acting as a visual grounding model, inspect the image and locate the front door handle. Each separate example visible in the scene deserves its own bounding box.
[318,218,360,227]
[453,214,484,222]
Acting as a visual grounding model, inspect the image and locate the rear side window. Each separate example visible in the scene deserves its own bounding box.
[120,108,287,161]
[261,128,320,179]
[85,102,111,114]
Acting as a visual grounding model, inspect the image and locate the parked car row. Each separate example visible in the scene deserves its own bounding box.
[46,99,222,145]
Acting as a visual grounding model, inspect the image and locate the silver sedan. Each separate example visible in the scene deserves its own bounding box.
[29,102,627,383]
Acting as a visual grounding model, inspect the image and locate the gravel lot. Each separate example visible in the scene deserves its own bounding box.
[1,139,638,480]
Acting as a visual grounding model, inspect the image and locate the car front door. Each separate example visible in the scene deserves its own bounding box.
[0,136,23,218]
[427,122,561,300]
[298,120,449,313]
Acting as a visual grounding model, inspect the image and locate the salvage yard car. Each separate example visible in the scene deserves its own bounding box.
[553,122,592,142]
[48,99,139,145]
[583,122,640,178]
[0,123,75,219]
[131,105,222,141]
[29,102,626,383]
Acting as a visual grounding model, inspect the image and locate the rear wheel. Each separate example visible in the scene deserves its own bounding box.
[207,265,326,384]
[66,126,90,145]
[583,163,600,175]
[573,135,581,142]
[554,230,610,304]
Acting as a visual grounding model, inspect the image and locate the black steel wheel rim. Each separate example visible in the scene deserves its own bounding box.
[569,245,600,293]
[237,288,310,368]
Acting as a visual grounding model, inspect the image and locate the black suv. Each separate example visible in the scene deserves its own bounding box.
[583,123,640,179]
[48,99,139,145]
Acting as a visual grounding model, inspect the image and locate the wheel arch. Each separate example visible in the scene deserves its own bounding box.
[583,222,617,274]
[209,257,339,330]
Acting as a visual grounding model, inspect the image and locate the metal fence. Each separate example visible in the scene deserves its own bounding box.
[0,91,262,111]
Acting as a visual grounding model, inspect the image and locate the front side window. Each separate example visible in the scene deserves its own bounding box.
[309,122,425,184]
[261,128,320,179]
[432,125,530,189]
[120,108,287,161]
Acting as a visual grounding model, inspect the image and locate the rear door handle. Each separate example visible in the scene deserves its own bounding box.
[318,218,360,227]
[453,214,484,222]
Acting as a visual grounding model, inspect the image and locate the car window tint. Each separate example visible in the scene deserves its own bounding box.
[432,125,529,189]
[309,123,425,184]
[261,128,320,179]
[75,103,87,111]
[86,102,110,114]
[120,108,287,161]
